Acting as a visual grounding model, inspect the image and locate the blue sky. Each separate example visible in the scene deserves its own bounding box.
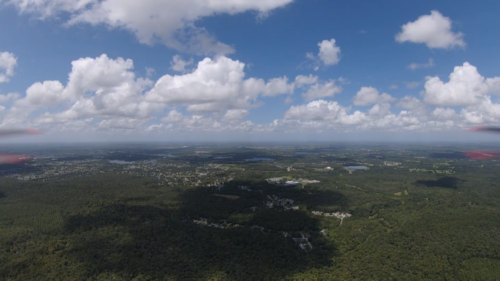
[0,0,499,142]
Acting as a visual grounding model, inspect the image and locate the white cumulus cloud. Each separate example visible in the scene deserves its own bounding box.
[396,10,465,49]
[302,80,342,101]
[353,87,395,106]
[318,39,341,66]
[486,77,500,95]
[280,98,441,133]
[432,107,458,120]
[8,0,294,55]
[285,100,366,126]
[16,81,65,107]
[170,55,193,72]
[305,39,341,70]
[294,75,318,87]
[0,52,17,83]
[146,56,292,112]
[223,109,249,121]
[13,54,158,123]
[3,53,500,136]
[422,62,497,106]
[157,109,255,133]
[460,97,500,125]
[0,93,20,104]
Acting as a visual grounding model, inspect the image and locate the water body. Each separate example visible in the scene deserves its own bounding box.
[344,166,369,170]
[245,157,275,162]
[109,160,135,165]
[295,152,318,155]
[157,154,176,158]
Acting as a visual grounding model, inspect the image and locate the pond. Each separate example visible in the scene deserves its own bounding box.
[344,165,369,170]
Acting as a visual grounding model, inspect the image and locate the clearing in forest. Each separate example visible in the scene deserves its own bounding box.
[214,194,240,200]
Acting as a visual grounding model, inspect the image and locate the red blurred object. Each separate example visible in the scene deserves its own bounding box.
[468,126,500,133]
[0,128,41,137]
[0,154,31,164]
[468,127,487,131]
[0,129,39,164]
[464,151,500,160]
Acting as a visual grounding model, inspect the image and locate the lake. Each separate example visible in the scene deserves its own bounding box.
[245,157,275,162]
[344,165,369,170]
[158,154,176,158]
[109,160,135,165]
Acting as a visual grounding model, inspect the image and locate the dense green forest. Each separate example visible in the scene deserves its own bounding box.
[1,146,500,280]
